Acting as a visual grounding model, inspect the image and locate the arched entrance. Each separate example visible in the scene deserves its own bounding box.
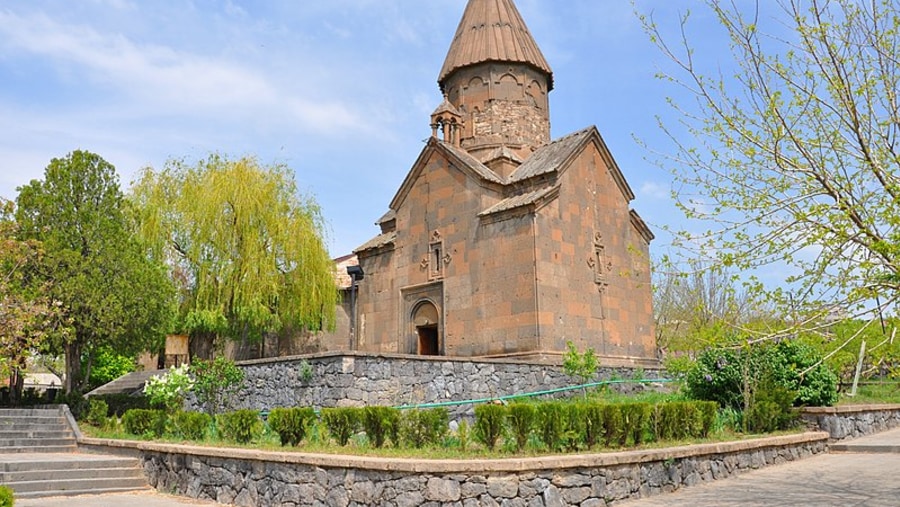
[412,300,441,356]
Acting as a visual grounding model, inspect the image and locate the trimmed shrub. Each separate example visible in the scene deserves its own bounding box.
[122,409,167,438]
[473,404,506,451]
[0,484,13,507]
[268,407,316,446]
[362,406,400,448]
[321,407,362,446]
[507,403,536,452]
[562,403,586,451]
[583,402,605,448]
[623,403,651,445]
[536,402,566,452]
[602,404,624,447]
[697,401,718,438]
[400,408,449,448]
[457,419,470,452]
[85,398,109,428]
[171,411,212,441]
[216,409,262,444]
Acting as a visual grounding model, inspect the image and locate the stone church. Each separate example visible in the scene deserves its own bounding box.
[352,0,657,366]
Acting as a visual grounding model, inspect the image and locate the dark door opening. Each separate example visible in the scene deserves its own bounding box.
[417,326,439,356]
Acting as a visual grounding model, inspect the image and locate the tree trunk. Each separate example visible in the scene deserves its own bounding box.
[189,331,215,361]
[9,368,24,406]
[65,340,83,394]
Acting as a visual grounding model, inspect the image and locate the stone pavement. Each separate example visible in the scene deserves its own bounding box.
[618,426,900,507]
[16,491,222,507]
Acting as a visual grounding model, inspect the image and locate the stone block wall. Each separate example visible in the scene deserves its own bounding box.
[133,432,827,507]
[800,404,900,440]
[219,353,663,417]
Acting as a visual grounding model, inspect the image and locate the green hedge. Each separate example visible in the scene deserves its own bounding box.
[122,409,167,438]
[171,411,212,440]
[216,409,262,444]
[268,407,317,446]
[321,407,362,446]
[474,399,720,452]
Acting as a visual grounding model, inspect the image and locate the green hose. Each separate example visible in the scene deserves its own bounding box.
[394,378,674,411]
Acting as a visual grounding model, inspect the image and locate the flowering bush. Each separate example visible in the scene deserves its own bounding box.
[143,364,194,412]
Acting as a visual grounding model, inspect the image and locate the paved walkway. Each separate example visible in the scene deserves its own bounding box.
[17,491,221,507]
[618,426,900,507]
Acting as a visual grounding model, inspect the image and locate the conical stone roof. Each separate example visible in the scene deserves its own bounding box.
[438,0,553,90]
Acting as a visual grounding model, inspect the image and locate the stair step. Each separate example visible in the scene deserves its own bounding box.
[0,410,64,419]
[0,466,143,482]
[0,456,140,472]
[13,485,152,499]
[0,430,73,439]
[0,437,76,447]
[7,477,150,495]
[0,415,66,424]
[0,422,69,431]
[0,445,77,454]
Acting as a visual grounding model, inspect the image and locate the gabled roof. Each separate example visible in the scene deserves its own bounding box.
[354,231,397,254]
[509,127,593,182]
[509,126,636,203]
[439,0,553,90]
[389,137,503,211]
[478,184,560,217]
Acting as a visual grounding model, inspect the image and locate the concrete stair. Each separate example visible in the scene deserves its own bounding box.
[0,408,77,453]
[86,369,164,397]
[0,407,150,498]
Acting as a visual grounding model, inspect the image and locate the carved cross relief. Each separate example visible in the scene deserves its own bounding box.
[588,232,610,319]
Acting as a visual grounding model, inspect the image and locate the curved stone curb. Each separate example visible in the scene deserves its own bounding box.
[80,432,827,473]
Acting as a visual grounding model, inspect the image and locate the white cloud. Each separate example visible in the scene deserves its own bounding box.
[640,181,670,199]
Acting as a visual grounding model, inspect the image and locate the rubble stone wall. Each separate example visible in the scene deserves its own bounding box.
[217,352,663,418]
[135,433,827,507]
[800,404,900,440]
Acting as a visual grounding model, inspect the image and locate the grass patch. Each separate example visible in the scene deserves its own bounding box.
[837,381,900,405]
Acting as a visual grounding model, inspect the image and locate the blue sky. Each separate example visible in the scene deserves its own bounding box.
[0,0,724,260]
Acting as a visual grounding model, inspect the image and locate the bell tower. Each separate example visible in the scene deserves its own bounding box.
[434,0,554,171]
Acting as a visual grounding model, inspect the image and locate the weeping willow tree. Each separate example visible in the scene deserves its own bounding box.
[130,155,338,358]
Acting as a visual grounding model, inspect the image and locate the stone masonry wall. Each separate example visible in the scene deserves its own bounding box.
[136,433,827,507]
[800,404,900,440]
[220,353,663,418]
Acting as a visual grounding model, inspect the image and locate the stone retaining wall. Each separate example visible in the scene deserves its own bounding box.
[221,352,663,417]
[81,432,826,507]
[800,404,900,440]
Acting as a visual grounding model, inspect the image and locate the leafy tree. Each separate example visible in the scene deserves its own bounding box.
[562,341,598,396]
[15,150,176,393]
[130,154,338,358]
[641,0,900,328]
[0,199,70,403]
[87,345,136,391]
[189,356,244,416]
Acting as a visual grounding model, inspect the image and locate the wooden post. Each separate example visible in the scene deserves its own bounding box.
[850,340,866,397]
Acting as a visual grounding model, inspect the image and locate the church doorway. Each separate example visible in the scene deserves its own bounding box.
[412,300,441,356]
[417,326,439,356]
